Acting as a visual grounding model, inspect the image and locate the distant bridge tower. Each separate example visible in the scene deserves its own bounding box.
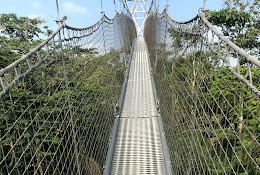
[123,0,154,37]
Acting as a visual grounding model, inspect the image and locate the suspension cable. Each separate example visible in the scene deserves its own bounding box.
[55,0,60,21]
[114,0,117,11]
[101,0,104,12]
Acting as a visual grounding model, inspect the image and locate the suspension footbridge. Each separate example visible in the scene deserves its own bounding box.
[1,0,260,174]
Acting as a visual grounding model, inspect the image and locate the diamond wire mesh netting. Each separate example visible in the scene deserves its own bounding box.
[0,13,136,174]
[144,9,260,174]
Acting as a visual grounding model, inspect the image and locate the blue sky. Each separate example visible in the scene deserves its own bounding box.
[0,0,225,31]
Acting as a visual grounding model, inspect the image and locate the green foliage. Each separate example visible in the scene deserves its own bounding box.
[0,13,45,68]
[150,24,260,173]
[0,48,125,174]
[0,13,126,174]
[0,13,44,41]
[206,9,253,28]
[206,0,260,57]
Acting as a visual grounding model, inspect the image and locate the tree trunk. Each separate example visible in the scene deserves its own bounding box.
[38,165,44,175]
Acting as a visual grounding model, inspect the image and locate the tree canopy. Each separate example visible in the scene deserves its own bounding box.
[206,0,260,57]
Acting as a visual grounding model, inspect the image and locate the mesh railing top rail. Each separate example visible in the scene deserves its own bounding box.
[0,12,136,175]
[144,8,260,174]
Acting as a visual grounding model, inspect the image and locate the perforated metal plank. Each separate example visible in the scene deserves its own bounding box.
[110,39,167,175]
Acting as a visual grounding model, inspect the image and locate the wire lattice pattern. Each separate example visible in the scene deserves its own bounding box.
[0,13,136,174]
[144,9,260,175]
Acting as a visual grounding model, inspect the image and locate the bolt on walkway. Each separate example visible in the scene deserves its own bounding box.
[110,39,169,175]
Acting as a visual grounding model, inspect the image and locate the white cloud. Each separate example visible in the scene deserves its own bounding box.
[32,1,41,8]
[64,2,88,15]
[28,14,44,19]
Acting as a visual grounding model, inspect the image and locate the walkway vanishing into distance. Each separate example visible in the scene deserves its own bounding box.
[110,39,169,174]
[0,1,260,174]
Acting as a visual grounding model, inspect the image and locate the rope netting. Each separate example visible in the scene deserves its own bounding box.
[0,12,136,174]
[144,8,260,174]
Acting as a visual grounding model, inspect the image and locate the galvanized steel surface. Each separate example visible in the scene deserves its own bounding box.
[111,39,167,175]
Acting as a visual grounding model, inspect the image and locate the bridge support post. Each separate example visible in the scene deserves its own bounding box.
[58,31,81,175]
[187,10,205,175]
[56,1,81,174]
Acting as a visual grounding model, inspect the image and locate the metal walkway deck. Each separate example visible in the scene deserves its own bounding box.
[109,39,169,175]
